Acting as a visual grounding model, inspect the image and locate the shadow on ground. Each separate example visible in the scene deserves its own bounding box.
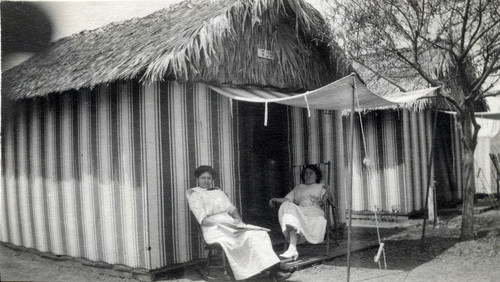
[326,237,458,271]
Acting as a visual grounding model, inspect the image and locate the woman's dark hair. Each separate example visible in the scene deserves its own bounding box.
[300,164,322,184]
[194,165,217,179]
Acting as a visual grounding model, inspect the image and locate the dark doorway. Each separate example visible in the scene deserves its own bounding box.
[434,112,461,207]
[236,101,291,232]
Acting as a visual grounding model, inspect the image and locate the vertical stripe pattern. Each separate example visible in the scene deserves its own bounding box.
[79,90,99,261]
[291,109,345,218]
[5,115,21,245]
[17,104,34,248]
[1,80,237,270]
[61,94,80,257]
[30,99,48,252]
[291,108,442,219]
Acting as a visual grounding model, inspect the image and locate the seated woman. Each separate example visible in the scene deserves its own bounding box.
[269,164,328,260]
[186,165,295,281]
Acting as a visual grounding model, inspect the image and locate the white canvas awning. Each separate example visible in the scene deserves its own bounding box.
[209,73,440,111]
[441,111,500,121]
[475,112,500,120]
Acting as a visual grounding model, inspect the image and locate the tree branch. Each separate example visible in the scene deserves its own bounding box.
[481,92,500,98]
[395,50,440,86]
[460,0,472,54]
[458,0,481,58]
[471,51,500,93]
[351,57,408,92]
[391,3,417,39]
[464,22,500,59]
[417,34,453,52]
[442,94,462,111]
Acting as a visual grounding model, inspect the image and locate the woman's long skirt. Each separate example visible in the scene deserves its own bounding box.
[202,213,280,280]
[278,201,326,244]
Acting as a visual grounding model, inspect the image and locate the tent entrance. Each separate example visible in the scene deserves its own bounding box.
[236,101,291,231]
[433,112,461,207]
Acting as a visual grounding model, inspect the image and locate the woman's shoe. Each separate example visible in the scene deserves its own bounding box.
[279,249,299,261]
[279,263,297,273]
[272,270,293,281]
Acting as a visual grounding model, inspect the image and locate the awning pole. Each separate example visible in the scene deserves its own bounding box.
[347,74,356,282]
[421,96,440,241]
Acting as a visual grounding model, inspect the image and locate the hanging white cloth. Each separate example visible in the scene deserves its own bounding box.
[209,73,440,111]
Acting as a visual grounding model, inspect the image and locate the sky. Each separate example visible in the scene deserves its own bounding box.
[36,0,184,40]
[2,0,184,70]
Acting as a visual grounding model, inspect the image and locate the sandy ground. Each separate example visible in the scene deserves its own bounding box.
[2,208,500,282]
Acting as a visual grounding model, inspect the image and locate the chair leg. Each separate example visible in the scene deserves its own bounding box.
[222,251,227,276]
[497,177,500,199]
[326,233,330,255]
[200,247,232,281]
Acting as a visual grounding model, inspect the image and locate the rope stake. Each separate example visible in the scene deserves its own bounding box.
[374,242,385,263]
[374,208,387,269]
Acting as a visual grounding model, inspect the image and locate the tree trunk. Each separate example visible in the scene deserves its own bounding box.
[459,113,476,241]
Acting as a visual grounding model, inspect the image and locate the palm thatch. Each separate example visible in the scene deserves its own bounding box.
[353,61,434,112]
[3,0,351,101]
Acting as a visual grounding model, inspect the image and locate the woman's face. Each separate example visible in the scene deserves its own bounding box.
[197,172,213,189]
[304,168,317,185]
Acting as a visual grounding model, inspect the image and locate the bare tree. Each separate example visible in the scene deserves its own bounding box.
[331,0,500,241]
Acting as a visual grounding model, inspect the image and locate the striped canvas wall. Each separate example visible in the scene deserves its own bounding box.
[291,108,437,219]
[1,80,237,269]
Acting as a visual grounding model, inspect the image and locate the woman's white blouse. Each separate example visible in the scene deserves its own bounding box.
[187,187,236,224]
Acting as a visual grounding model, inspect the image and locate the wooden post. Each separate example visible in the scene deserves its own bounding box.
[427,182,435,223]
[422,106,439,241]
[347,74,355,282]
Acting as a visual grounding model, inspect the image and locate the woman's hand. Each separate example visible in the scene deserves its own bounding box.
[321,190,333,207]
[229,209,242,225]
[269,198,278,207]
[218,217,242,228]
[203,216,240,227]
[220,218,239,225]
[269,197,288,207]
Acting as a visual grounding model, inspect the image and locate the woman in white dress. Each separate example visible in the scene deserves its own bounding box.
[187,165,296,281]
[269,165,328,260]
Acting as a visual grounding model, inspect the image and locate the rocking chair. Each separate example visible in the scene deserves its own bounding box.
[186,188,232,280]
[195,222,232,281]
[323,189,341,255]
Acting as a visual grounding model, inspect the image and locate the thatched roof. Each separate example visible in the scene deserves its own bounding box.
[353,61,434,111]
[3,0,351,101]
